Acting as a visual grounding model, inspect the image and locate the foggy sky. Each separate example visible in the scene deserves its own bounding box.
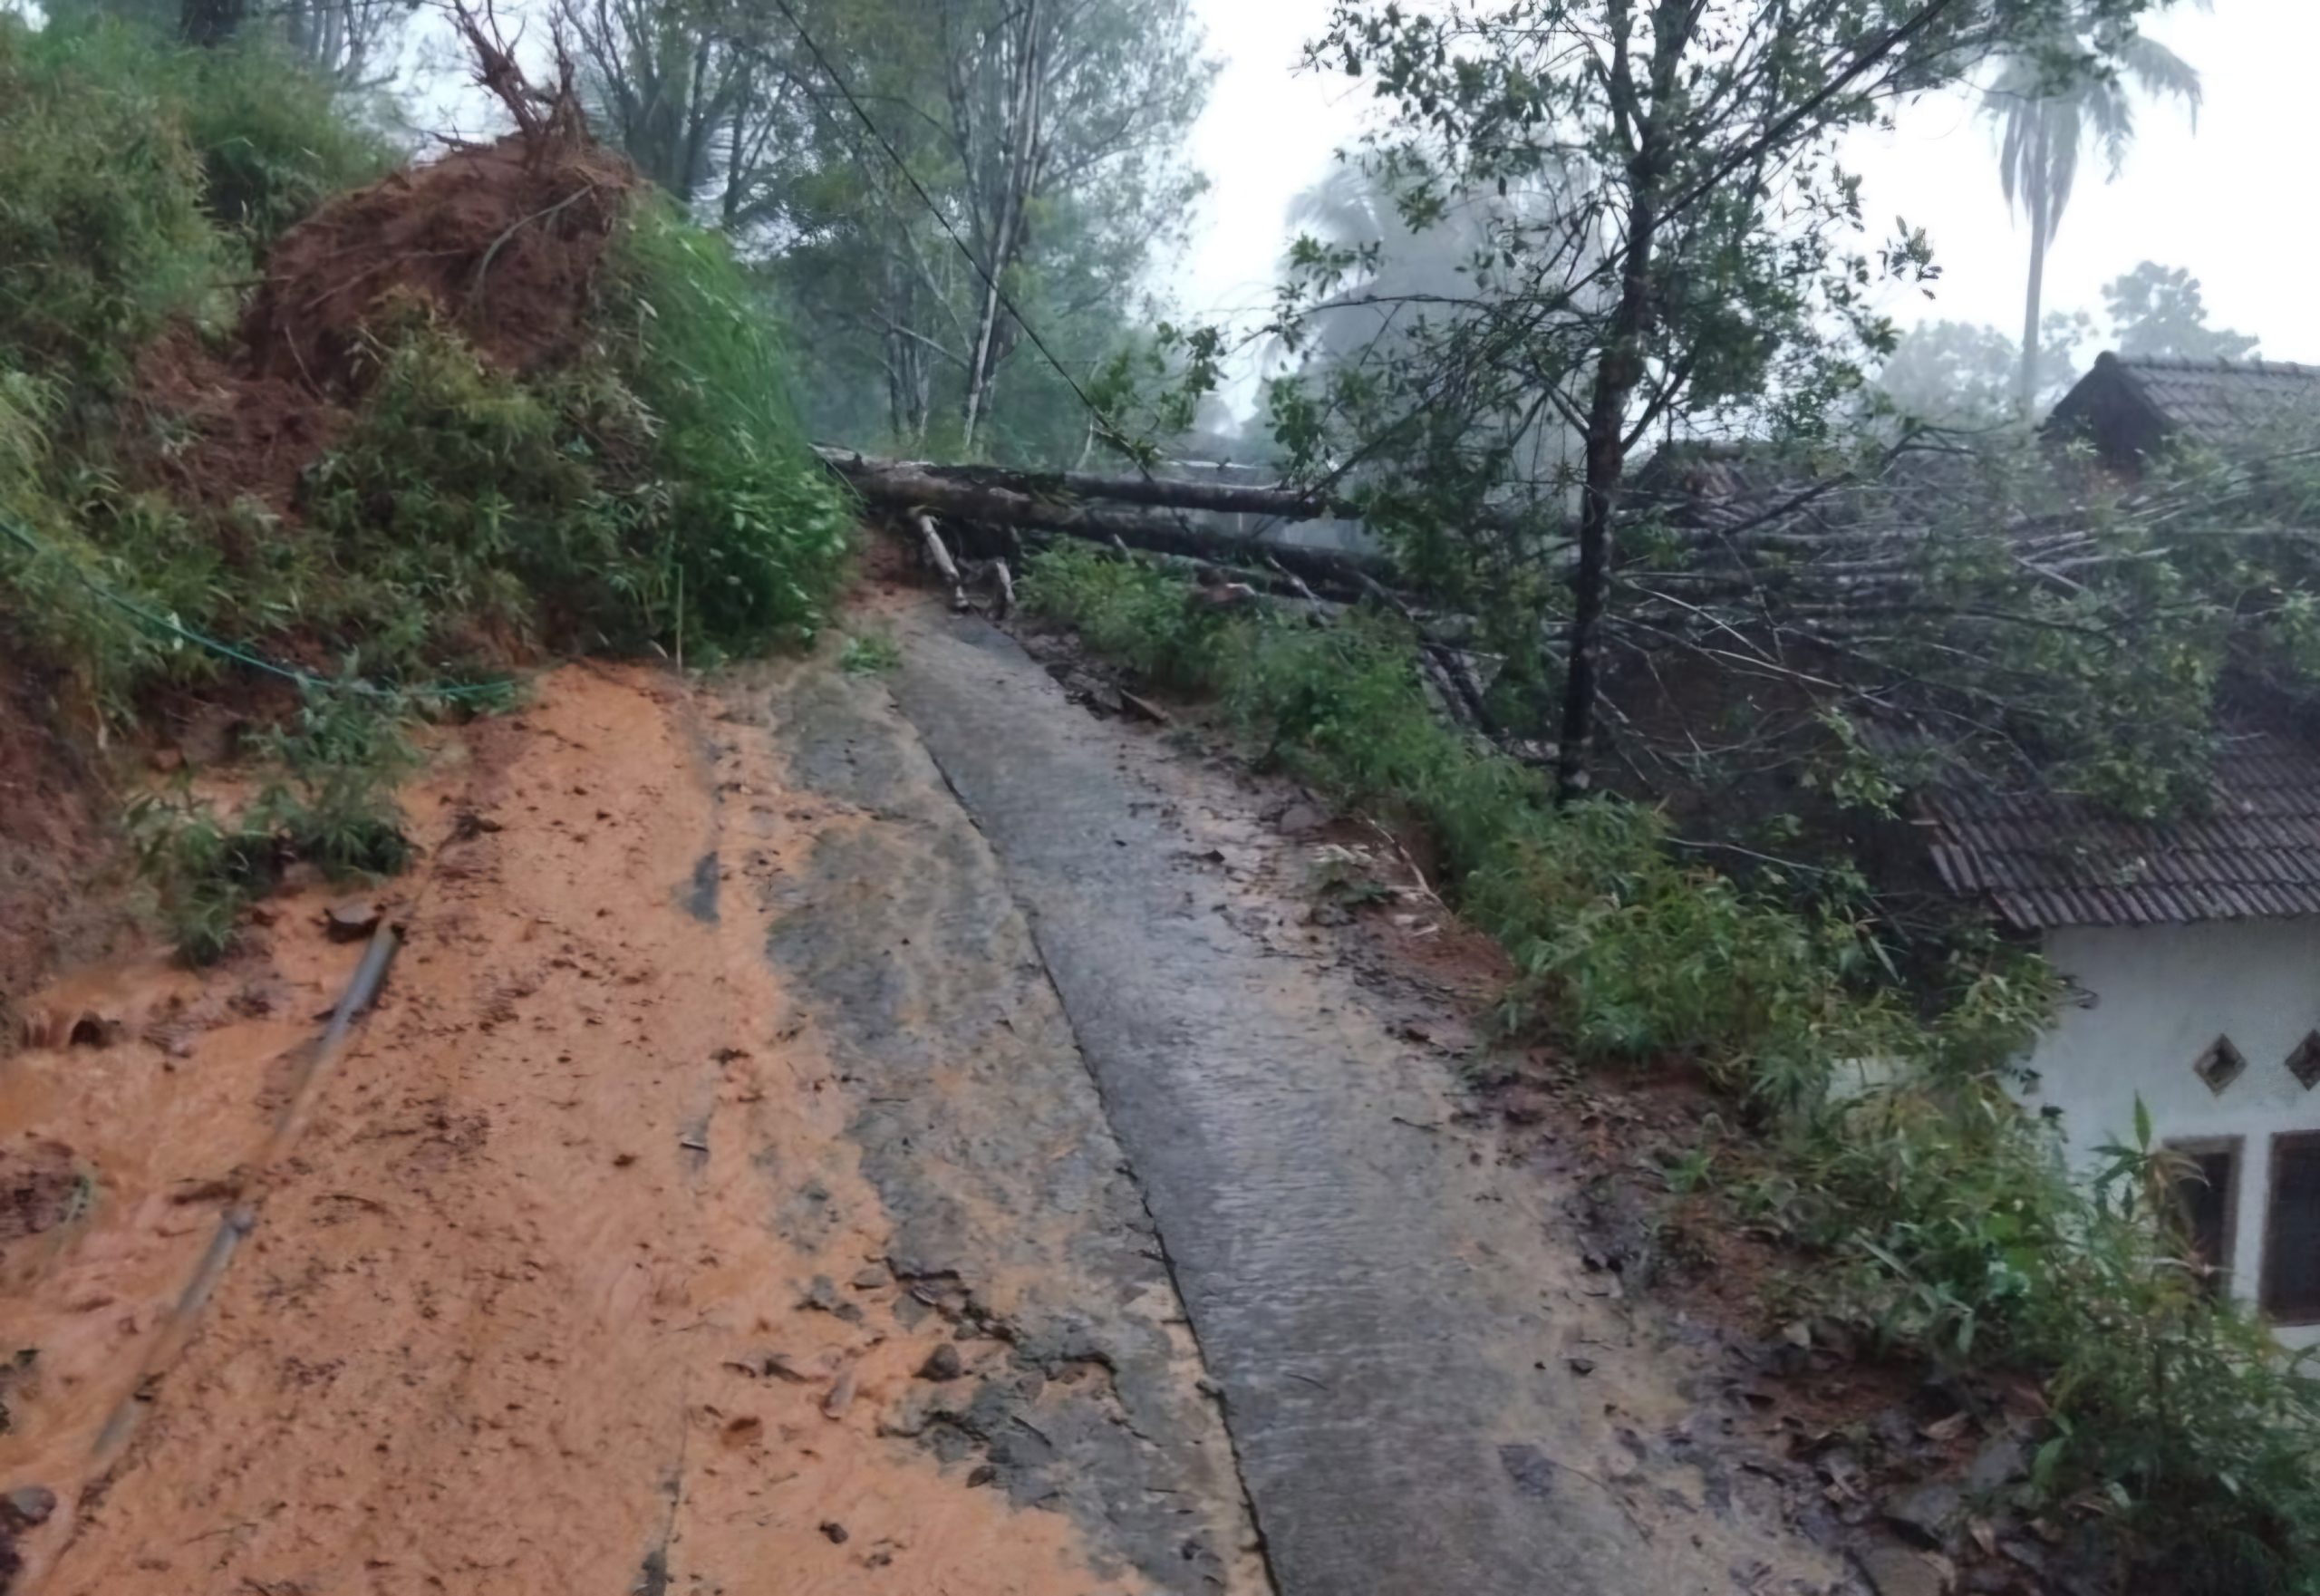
[1180,0,2316,369]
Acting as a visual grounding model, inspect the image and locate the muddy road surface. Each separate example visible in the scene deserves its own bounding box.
[0,597,1849,1595]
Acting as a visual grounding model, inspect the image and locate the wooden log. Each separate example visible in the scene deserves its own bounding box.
[817,445,1361,522]
[914,511,968,609]
[819,449,1401,599]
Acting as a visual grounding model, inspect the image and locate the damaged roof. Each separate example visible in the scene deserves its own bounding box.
[2045,353,2320,468]
[1917,729,2320,931]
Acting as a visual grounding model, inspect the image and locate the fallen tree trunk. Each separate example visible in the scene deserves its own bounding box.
[817,445,1364,522]
[817,447,1401,599]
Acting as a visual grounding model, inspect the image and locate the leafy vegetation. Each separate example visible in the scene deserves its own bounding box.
[128,684,420,962]
[0,17,852,962]
[1024,541,2320,1591]
[565,0,1214,463]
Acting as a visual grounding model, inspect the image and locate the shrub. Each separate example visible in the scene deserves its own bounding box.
[1768,1089,2320,1592]
[126,682,418,962]
[1022,541,2044,1104]
[0,18,224,382]
[0,370,169,719]
[168,43,396,248]
[303,311,640,672]
[598,200,856,652]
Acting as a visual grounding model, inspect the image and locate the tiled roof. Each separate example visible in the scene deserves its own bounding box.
[1916,730,2320,931]
[2072,353,2320,453]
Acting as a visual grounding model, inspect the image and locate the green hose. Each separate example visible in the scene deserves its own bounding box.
[0,515,518,704]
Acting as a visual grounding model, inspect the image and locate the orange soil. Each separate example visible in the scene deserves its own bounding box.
[0,663,1141,1596]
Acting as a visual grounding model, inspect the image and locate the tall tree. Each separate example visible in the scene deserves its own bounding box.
[934,0,1213,449]
[1252,0,2164,798]
[1875,311,2089,426]
[1986,7,2199,411]
[562,0,796,227]
[757,0,1213,456]
[2102,259,2256,361]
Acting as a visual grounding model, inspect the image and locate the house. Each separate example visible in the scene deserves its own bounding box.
[1629,362,2320,1343]
[1919,353,2320,1345]
[1915,730,2320,1347]
[2044,352,2320,475]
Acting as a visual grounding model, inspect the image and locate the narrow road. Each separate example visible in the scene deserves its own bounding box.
[875,605,1839,1596]
[0,596,1844,1596]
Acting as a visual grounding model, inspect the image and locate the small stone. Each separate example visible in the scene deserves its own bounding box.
[877,1392,936,1438]
[965,1464,998,1488]
[1884,1480,1966,1548]
[1855,1545,1954,1596]
[324,898,382,942]
[762,1352,815,1384]
[1565,1357,1596,1376]
[247,902,280,928]
[821,1368,857,1419]
[850,1265,890,1291]
[916,1343,964,1382]
[819,1521,849,1544]
[1965,1435,2029,1494]
[1277,800,1330,833]
[2,1485,56,1531]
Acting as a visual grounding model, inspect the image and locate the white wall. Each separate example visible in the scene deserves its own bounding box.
[2029,919,2320,1349]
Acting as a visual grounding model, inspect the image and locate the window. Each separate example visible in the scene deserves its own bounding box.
[2262,1134,2320,1325]
[2193,1035,2247,1094]
[2290,1032,2320,1092]
[2166,1137,2239,1298]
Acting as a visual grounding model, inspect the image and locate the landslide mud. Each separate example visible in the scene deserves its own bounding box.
[0,663,1217,1595]
[879,604,1853,1596]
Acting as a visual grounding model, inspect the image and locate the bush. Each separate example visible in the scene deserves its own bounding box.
[1768,1090,2320,1592]
[1022,542,2043,1104]
[169,43,396,248]
[126,682,418,962]
[0,370,172,719]
[0,25,850,965]
[0,18,224,382]
[302,311,641,672]
[599,201,856,652]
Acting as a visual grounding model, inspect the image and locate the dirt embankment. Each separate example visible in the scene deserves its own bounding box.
[4,112,654,1036]
[0,663,1199,1595]
[0,660,134,1059]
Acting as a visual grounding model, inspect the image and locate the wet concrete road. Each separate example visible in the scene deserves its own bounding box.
[882,607,1796,1596]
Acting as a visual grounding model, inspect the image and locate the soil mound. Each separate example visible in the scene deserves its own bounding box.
[123,326,343,517]
[242,132,637,394]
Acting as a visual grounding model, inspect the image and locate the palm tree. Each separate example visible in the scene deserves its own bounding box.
[1987,14,2201,413]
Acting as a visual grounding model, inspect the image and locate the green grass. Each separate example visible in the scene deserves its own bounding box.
[1021,539,2320,1591]
[125,682,420,962]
